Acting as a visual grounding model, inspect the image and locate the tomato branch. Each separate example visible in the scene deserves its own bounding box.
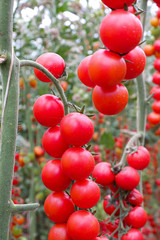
[10,201,40,212]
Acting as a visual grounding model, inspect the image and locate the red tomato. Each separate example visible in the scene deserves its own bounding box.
[12,176,20,185]
[152,72,160,85]
[15,153,19,161]
[100,10,143,54]
[103,195,120,216]
[121,228,144,240]
[13,197,24,204]
[34,146,45,157]
[67,210,100,240]
[12,214,25,225]
[154,39,160,52]
[60,112,94,146]
[126,189,143,206]
[92,84,129,115]
[44,192,75,223]
[154,58,160,71]
[124,47,146,80]
[124,207,148,228]
[61,147,95,181]
[12,187,21,197]
[101,0,135,9]
[105,218,119,233]
[14,162,19,172]
[70,179,100,209]
[33,94,64,127]
[127,146,150,170]
[41,159,71,192]
[157,8,160,18]
[77,56,95,88]
[92,162,115,186]
[147,112,160,125]
[88,49,126,88]
[34,53,65,82]
[115,166,140,191]
[48,224,71,240]
[60,81,68,91]
[42,126,69,158]
[151,86,160,100]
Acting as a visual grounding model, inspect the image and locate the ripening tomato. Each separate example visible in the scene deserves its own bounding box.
[150,17,159,27]
[154,58,160,71]
[147,112,160,125]
[41,159,71,192]
[42,126,69,158]
[115,167,140,191]
[124,207,148,228]
[77,56,95,88]
[127,146,150,170]
[152,101,160,114]
[121,228,144,240]
[70,179,100,209]
[88,49,126,88]
[92,84,129,115]
[33,94,64,127]
[12,214,25,225]
[67,210,100,240]
[126,189,143,206]
[34,53,65,82]
[152,72,160,85]
[143,44,155,56]
[34,146,45,157]
[101,0,135,9]
[92,162,115,186]
[48,224,71,240]
[44,192,75,223]
[103,195,120,216]
[60,112,94,146]
[61,147,95,181]
[100,10,143,54]
[124,47,146,80]
[60,81,68,91]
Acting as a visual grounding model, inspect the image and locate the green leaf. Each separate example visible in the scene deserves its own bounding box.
[99,132,115,149]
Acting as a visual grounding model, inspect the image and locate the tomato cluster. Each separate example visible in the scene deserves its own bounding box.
[77,3,146,116]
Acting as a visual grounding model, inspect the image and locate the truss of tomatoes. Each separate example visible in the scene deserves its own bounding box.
[32,2,150,239]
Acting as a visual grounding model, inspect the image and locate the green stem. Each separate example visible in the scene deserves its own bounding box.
[20,60,69,115]
[10,201,39,212]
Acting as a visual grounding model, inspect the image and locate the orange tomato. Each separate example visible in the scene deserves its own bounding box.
[60,81,68,91]
[19,78,24,90]
[143,45,155,56]
[13,214,25,225]
[150,17,159,27]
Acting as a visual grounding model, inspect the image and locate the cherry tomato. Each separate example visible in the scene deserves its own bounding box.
[143,44,155,56]
[121,228,144,240]
[61,147,95,181]
[124,46,146,80]
[152,72,160,85]
[101,0,135,9]
[150,17,159,27]
[12,175,20,185]
[70,179,100,209]
[124,207,148,228]
[42,126,69,158]
[151,86,160,100]
[12,214,25,225]
[33,94,64,127]
[48,223,71,240]
[147,112,160,125]
[100,10,143,54]
[154,58,160,71]
[126,189,143,206]
[34,146,45,157]
[92,162,115,186]
[41,159,71,192]
[157,8,160,18]
[92,84,129,115]
[44,192,75,223]
[14,162,19,172]
[105,218,120,233]
[77,55,95,88]
[13,197,24,204]
[12,187,21,197]
[34,53,65,82]
[88,49,126,88]
[154,39,160,52]
[115,166,140,191]
[60,81,68,91]
[103,195,120,216]
[60,112,94,146]
[127,146,150,170]
[67,210,100,240]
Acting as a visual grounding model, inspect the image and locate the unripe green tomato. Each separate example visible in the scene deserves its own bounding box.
[151,27,160,37]
[34,177,39,184]
[12,226,22,236]
[33,168,41,176]
[35,184,41,192]
[23,156,30,164]
[28,152,35,161]
[40,162,46,169]
[35,192,44,201]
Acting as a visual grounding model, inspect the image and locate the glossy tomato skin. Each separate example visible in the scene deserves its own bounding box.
[151,86,160,100]
[48,224,71,240]
[124,47,146,80]
[121,228,144,240]
[92,84,129,115]
[101,0,135,9]
[60,112,94,146]
[34,53,65,82]
[152,72,160,85]
[154,39,160,52]
[94,237,109,240]
[105,218,120,233]
[154,58,160,71]
[115,167,140,191]
[41,159,71,192]
[127,146,150,170]
[77,56,95,88]
[44,192,75,223]
[124,207,148,228]
[61,147,95,180]
[152,101,160,113]
[143,44,155,57]
[88,49,126,88]
[70,179,100,209]
[103,195,120,216]
[100,10,143,54]
[92,162,115,186]
[147,112,160,125]
[67,210,100,240]
[33,94,64,127]
[126,189,143,206]
[42,126,69,158]
[128,6,140,20]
